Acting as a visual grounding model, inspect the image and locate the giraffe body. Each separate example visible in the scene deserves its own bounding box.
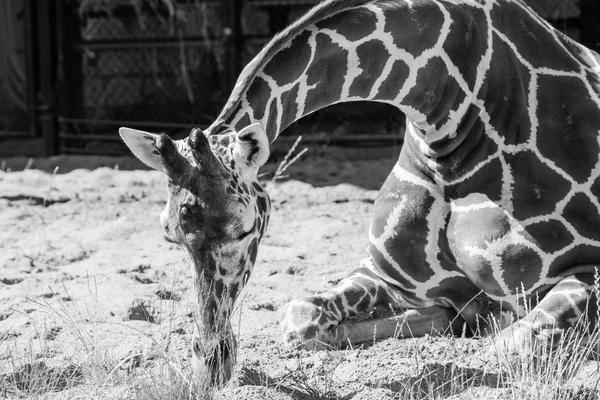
[120,0,600,384]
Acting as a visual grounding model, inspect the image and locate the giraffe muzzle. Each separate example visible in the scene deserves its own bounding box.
[192,335,236,387]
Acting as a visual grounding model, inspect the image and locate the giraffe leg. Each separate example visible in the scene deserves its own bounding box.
[494,273,598,353]
[279,266,463,350]
[335,306,466,346]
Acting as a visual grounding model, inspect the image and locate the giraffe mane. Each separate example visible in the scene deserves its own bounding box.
[209,0,375,134]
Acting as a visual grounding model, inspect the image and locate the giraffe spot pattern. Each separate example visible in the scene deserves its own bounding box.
[524,219,574,254]
[316,6,377,42]
[234,114,252,132]
[428,74,467,130]
[505,150,572,220]
[465,255,507,297]
[383,0,445,58]
[449,198,512,248]
[445,156,503,202]
[372,179,437,284]
[246,76,271,122]
[229,282,240,302]
[537,75,600,184]
[403,56,449,116]
[535,274,597,329]
[263,30,313,86]
[367,242,417,292]
[334,296,345,318]
[591,175,600,201]
[586,70,600,93]
[247,238,259,264]
[563,193,600,240]
[281,83,300,128]
[446,194,547,296]
[305,33,348,114]
[349,39,390,98]
[376,59,410,101]
[500,244,543,293]
[355,290,372,313]
[442,4,488,91]
[555,32,593,67]
[479,35,532,146]
[267,99,279,135]
[440,111,496,175]
[549,245,600,277]
[425,276,500,307]
[489,1,580,72]
[435,214,460,273]
[184,0,600,347]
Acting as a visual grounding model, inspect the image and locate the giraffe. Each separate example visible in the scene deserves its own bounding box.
[119,0,600,385]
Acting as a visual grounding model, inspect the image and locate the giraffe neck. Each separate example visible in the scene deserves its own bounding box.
[207,0,600,167]
[206,0,469,144]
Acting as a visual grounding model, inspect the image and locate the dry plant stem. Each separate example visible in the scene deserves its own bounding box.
[339,306,463,346]
[488,275,600,400]
[272,135,307,182]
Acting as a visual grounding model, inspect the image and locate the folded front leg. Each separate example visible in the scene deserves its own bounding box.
[279,266,463,350]
[494,273,598,352]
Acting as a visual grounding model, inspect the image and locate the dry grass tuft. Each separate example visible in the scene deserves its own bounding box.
[270,136,308,182]
[2,266,599,399]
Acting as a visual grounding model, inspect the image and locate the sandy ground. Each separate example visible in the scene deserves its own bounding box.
[0,145,598,399]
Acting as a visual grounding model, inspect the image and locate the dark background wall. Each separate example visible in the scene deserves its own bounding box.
[1,0,598,156]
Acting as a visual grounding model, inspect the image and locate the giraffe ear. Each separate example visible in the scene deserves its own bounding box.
[119,127,163,170]
[233,123,270,169]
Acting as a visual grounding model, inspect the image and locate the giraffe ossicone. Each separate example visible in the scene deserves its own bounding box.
[120,0,600,386]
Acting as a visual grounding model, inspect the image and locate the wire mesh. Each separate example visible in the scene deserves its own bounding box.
[58,0,596,154]
[58,0,406,153]
[61,1,225,131]
[79,45,224,124]
[0,0,30,135]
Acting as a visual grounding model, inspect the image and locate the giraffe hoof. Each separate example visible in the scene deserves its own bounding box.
[279,299,342,350]
[484,325,548,360]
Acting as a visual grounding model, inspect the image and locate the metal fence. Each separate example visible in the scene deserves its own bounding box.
[57,0,230,153]
[56,0,404,154]
[2,0,599,155]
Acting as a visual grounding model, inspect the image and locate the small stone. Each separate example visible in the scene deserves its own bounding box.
[247,302,277,311]
[126,301,156,323]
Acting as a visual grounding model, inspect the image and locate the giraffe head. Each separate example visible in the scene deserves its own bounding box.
[119,123,271,386]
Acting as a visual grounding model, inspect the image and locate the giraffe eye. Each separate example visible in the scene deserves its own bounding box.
[163,234,177,244]
[234,221,256,241]
[236,229,253,241]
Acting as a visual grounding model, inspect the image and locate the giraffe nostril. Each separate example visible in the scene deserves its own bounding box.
[192,337,205,358]
[326,323,338,334]
[205,338,234,374]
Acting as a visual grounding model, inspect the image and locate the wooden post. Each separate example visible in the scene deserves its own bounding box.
[23,0,37,137]
[56,0,83,141]
[29,0,58,155]
[221,0,243,93]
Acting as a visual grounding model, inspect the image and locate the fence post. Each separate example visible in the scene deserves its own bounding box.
[56,0,83,140]
[31,0,59,155]
[221,0,243,93]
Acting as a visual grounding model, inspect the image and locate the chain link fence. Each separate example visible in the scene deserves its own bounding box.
[58,0,405,153]
[57,0,596,154]
[0,0,31,137]
[58,1,229,152]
